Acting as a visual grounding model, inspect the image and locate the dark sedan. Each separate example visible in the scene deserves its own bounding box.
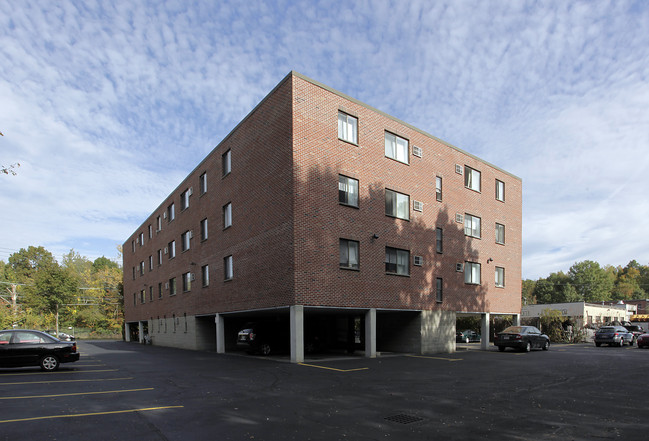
[494,326,550,352]
[0,329,80,371]
[637,333,649,349]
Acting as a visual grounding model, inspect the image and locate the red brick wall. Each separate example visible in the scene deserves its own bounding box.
[291,75,521,314]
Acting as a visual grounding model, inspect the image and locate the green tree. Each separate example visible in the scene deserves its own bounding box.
[533,272,578,304]
[568,260,613,302]
[611,261,646,300]
[522,279,536,305]
[8,246,57,282]
[28,265,78,315]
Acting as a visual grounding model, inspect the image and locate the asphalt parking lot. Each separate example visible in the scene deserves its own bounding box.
[1,340,647,441]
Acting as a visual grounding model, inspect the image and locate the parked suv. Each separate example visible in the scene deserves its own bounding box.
[594,326,634,347]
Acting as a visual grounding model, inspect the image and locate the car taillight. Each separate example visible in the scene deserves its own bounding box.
[71,343,77,352]
[514,334,522,340]
[249,333,255,341]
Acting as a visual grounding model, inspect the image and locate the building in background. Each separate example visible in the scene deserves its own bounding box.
[123,72,522,362]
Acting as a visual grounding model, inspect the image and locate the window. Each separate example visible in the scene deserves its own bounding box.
[140,289,145,304]
[181,231,192,252]
[222,149,231,176]
[496,179,505,202]
[413,200,423,212]
[414,256,423,266]
[436,176,442,202]
[182,272,192,292]
[181,189,191,211]
[464,214,481,239]
[201,264,209,287]
[495,267,505,288]
[200,218,208,241]
[139,232,144,246]
[338,112,358,144]
[169,277,177,296]
[464,262,481,285]
[436,228,443,254]
[148,224,153,239]
[167,203,175,222]
[149,286,154,302]
[464,166,481,192]
[148,255,153,271]
[131,267,135,280]
[338,175,359,207]
[157,249,163,266]
[131,240,136,253]
[156,215,162,232]
[339,239,359,270]
[385,247,409,276]
[168,240,176,259]
[158,282,163,299]
[223,203,232,229]
[436,278,443,303]
[384,132,409,164]
[139,261,144,276]
[224,255,233,280]
[495,223,505,245]
[200,172,207,195]
[385,189,410,220]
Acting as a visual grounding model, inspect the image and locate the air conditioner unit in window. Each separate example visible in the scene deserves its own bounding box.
[414,256,423,266]
[413,200,423,212]
[413,146,422,157]
[188,187,193,196]
[165,282,169,289]
[455,164,463,175]
[163,212,167,219]
[190,273,195,281]
[455,213,464,223]
[164,247,168,254]
[456,263,464,272]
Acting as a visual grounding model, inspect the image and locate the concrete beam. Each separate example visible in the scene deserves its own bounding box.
[480,313,490,350]
[290,305,304,363]
[365,308,376,358]
[215,314,225,354]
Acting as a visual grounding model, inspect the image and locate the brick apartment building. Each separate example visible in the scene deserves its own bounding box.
[123,71,522,362]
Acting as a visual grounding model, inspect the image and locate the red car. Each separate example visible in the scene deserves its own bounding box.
[637,333,649,349]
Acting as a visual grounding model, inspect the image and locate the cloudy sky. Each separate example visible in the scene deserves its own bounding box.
[1,1,648,280]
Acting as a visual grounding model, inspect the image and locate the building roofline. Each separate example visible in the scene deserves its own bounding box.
[290,71,522,182]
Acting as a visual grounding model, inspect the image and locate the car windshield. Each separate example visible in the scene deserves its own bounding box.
[501,326,524,334]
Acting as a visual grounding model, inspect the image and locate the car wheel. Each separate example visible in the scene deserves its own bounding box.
[260,343,271,356]
[40,355,60,371]
[465,337,470,344]
[542,340,549,351]
[525,342,531,352]
[498,346,505,352]
[619,339,625,347]
[595,342,601,347]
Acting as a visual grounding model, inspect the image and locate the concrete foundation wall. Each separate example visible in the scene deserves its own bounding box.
[148,315,201,350]
[421,310,456,354]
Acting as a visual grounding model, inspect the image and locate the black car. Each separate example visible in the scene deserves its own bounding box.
[623,325,644,343]
[237,322,289,355]
[0,329,80,371]
[494,326,550,352]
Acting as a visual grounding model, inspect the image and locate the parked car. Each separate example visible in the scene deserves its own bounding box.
[237,322,289,355]
[58,332,75,341]
[636,333,649,349]
[494,326,550,352]
[456,330,481,343]
[594,326,634,347]
[623,325,644,343]
[0,329,80,371]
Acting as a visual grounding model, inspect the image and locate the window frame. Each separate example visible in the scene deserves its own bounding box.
[338,111,358,144]
[495,223,505,245]
[182,272,192,292]
[223,202,232,229]
[222,149,231,177]
[200,172,207,195]
[181,231,191,252]
[201,264,210,287]
[200,218,208,241]
[385,189,410,220]
[385,246,410,276]
[338,175,359,208]
[496,179,505,202]
[436,278,443,303]
[384,132,409,164]
[224,255,233,281]
[464,214,481,239]
[495,266,505,288]
[339,238,360,270]
[436,227,443,254]
[169,277,177,296]
[180,189,190,211]
[436,176,443,202]
[464,262,481,285]
[168,240,176,259]
[464,166,481,192]
[167,203,175,222]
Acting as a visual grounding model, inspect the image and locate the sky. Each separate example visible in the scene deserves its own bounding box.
[1,0,648,280]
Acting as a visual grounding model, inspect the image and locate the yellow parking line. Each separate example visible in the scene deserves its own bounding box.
[407,355,463,362]
[0,406,184,424]
[298,363,369,372]
[0,377,133,386]
[0,387,154,400]
[0,369,118,377]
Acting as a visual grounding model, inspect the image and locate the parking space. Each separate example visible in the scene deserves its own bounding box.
[1,340,647,440]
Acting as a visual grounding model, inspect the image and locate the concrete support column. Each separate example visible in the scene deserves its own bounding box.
[290,305,304,363]
[124,323,131,342]
[512,313,521,326]
[215,314,225,354]
[365,308,377,358]
[138,321,144,344]
[480,313,490,350]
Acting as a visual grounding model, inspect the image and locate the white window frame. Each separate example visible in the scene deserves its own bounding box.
[338,111,358,144]
[222,150,231,176]
[169,277,177,296]
[182,272,192,292]
[464,262,481,285]
[339,239,360,270]
[495,266,505,288]
[338,175,359,207]
[168,240,176,259]
[201,264,209,287]
[436,278,443,303]
[385,189,410,220]
[496,179,505,202]
[168,203,175,222]
[464,214,481,239]
[223,203,232,229]
[436,176,442,202]
[181,231,191,252]
[496,223,505,245]
[385,247,410,276]
[200,172,207,194]
[224,255,233,280]
[384,132,409,164]
[200,218,208,241]
[464,166,481,192]
[181,189,190,211]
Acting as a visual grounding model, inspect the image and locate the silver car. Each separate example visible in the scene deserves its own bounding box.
[594,326,634,347]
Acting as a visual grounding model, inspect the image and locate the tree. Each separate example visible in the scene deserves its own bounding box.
[611,261,646,300]
[568,260,613,302]
[521,279,536,305]
[533,272,579,304]
[8,246,57,282]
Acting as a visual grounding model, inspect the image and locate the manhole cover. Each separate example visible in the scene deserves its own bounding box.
[384,414,424,425]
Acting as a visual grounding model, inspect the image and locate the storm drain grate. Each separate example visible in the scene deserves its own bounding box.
[384,414,424,425]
